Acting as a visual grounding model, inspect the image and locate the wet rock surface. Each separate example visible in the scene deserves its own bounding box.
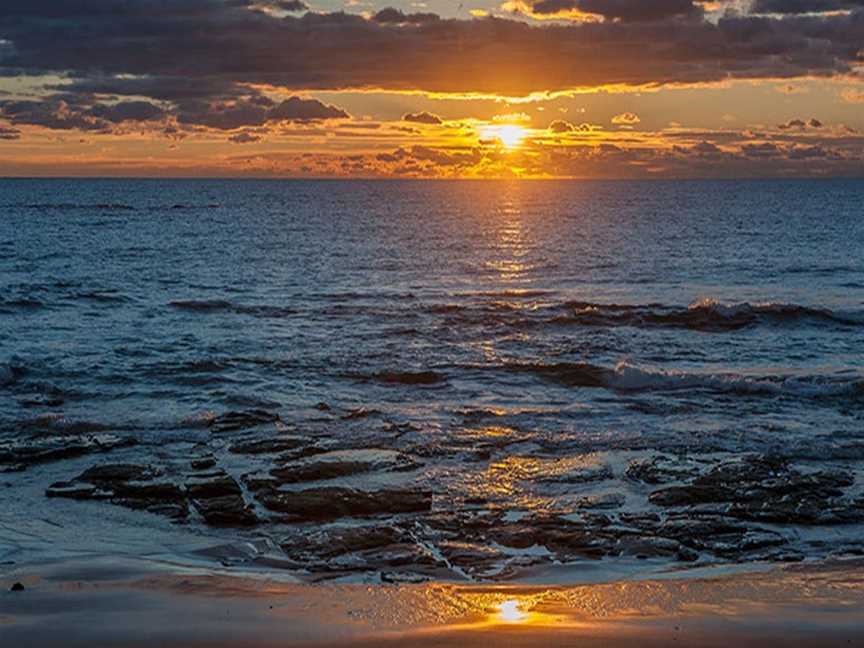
[0,434,136,472]
[648,455,862,525]
[47,463,188,519]
[258,487,433,520]
[22,407,864,583]
[209,409,281,434]
[186,470,258,527]
[229,437,308,455]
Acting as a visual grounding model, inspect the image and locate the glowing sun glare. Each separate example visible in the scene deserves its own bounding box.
[498,599,527,623]
[483,124,527,149]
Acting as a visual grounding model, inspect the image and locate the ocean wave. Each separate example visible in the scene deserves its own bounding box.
[0,363,26,386]
[10,202,137,211]
[497,360,864,399]
[168,299,294,318]
[552,298,864,332]
[70,291,129,304]
[430,298,864,332]
[163,203,221,210]
[373,370,446,385]
[6,202,222,211]
[0,297,44,311]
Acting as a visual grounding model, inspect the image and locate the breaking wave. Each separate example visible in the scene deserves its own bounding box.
[554,298,864,331]
[497,360,864,399]
[168,299,294,318]
[430,298,864,332]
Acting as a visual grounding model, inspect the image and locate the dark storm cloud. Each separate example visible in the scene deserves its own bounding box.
[275,0,309,11]
[0,97,114,132]
[176,96,348,129]
[371,8,440,23]
[523,0,701,20]
[1,1,863,111]
[0,90,346,133]
[402,111,443,124]
[751,0,864,14]
[87,100,168,123]
[270,97,349,120]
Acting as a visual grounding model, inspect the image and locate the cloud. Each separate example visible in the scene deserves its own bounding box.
[548,119,596,132]
[0,124,20,140]
[751,0,864,14]
[777,117,823,129]
[275,0,308,11]
[1,2,864,101]
[229,130,262,143]
[612,112,641,125]
[510,0,701,21]
[269,97,349,121]
[402,111,443,124]
[87,100,167,123]
[0,97,125,132]
[371,8,440,23]
[549,119,576,132]
[178,95,348,130]
[577,0,701,21]
[841,87,864,102]
[741,142,782,158]
[0,89,347,135]
[493,112,531,123]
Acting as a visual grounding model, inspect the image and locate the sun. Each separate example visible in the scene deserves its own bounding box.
[482,124,527,149]
[497,599,527,623]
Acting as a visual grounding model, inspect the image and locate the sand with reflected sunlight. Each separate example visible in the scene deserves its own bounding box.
[5,556,863,647]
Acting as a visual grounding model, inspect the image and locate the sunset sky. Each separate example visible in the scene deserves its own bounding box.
[1,0,863,178]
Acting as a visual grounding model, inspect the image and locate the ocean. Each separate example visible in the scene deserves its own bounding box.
[2,178,863,582]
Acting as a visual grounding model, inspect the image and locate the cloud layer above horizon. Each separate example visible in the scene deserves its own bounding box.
[0,0,863,177]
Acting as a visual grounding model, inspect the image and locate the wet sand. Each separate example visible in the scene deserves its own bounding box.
[2,557,863,647]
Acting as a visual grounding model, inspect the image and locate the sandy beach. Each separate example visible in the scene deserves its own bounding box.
[2,556,863,647]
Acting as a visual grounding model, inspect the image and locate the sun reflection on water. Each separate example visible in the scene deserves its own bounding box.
[498,599,528,623]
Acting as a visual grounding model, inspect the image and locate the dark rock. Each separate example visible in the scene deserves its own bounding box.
[10,582,24,592]
[656,515,786,555]
[438,540,504,575]
[80,464,160,483]
[281,524,409,560]
[314,402,331,411]
[46,463,188,520]
[229,437,307,455]
[648,455,861,526]
[270,460,375,483]
[0,434,136,471]
[209,409,280,433]
[624,455,701,485]
[616,536,683,559]
[186,471,257,527]
[269,450,421,484]
[649,485,725,507]
[191,457,217,470]
[257,487,432,520]
[192,494,257,527]
[490,515,611,560]
[186,472,242,499]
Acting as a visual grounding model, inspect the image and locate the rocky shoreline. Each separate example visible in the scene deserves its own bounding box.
[1,407,861,583]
